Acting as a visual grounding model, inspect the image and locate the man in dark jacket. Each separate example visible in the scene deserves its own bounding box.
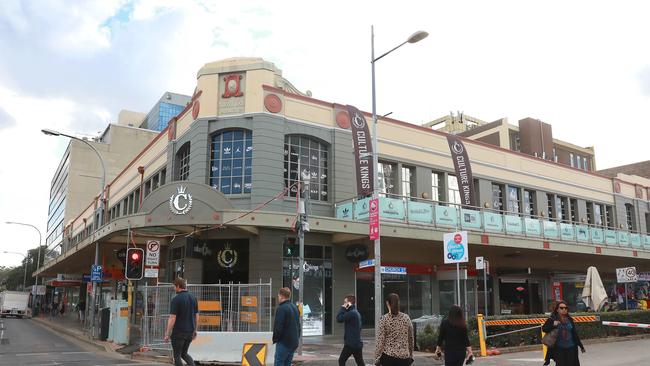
[336,294,364,366]
[273,287,301,366]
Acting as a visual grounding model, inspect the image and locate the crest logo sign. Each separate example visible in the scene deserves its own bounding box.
[169,186,193,215]
[217,243,238,269]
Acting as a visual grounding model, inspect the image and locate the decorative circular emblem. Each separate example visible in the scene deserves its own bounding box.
[351,112,365,129]
[336,111,351,129]
[264,94,282,113]
[192,100,200,119]
[451,141,464,154]
[217,243,238,268]
[169,186,193,215]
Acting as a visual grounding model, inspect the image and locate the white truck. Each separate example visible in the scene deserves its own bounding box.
[0,291,30,318]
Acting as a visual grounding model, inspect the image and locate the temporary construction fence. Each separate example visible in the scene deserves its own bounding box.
[141,281,273,352]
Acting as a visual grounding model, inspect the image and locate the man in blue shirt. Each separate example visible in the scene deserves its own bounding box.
[164,277,199,366]
[272,287,301,366]
[336,294,364,366]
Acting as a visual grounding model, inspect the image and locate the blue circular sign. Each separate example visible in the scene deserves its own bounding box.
[446,239,465,261]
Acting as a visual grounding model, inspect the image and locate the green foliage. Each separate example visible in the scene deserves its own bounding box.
[417,324,439,352]
[467,311,650,349]
[1,245,46,291]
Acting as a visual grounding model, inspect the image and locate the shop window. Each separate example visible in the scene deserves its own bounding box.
[447,175,462,206]
[524,190,535,216]
[211,129,253,195]
[284,135,328,201]
[432,172,443,202]
[507,186,520,214]
[378,161,397,196]
[401,166,415,198]
[176,142,190,181]
[492,183,504,211]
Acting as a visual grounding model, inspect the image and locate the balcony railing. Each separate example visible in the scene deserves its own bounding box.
[335,195,650,251]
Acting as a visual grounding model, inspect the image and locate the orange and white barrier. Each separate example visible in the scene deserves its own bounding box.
[602,321,650,329]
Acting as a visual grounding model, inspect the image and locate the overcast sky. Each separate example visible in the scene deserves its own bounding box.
[1,0,649,267]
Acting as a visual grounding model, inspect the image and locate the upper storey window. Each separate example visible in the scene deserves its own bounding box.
[210,129,253,194]
[176,142,190,181]
[284,135,328,201]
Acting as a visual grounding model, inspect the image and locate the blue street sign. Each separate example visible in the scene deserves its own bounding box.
[91,265,103,282]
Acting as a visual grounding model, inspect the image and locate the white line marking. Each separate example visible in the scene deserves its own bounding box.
[507,358,545,362]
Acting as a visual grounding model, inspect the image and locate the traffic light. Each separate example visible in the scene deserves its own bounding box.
[125,248,144,280]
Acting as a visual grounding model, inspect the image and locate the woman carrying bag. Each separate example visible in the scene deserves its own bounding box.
[542,301,586,366]
[435,305,474,366]
[374,293,414,366]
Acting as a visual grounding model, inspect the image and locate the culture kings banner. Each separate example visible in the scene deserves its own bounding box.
[446,135,477,207]
[347,105,374,196]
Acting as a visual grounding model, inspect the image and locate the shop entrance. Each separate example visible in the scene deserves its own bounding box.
[355,264,433,328]
[499,278,545,314]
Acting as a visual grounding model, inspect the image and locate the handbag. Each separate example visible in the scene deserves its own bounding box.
[542,328,558,347]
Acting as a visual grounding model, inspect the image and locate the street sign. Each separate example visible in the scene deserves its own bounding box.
[242,343,267,366]
[144,268,159,278]
[616,267,638,283]
[443,231,469,264]
[381,266,407,275]
[146,240,161,266]
[369,198,379,240]
[91,264,103,282]
[358,259,375,269]
[476,256,485,270]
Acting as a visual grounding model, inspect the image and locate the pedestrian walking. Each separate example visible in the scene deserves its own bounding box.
[77,299,86,323]
[272,287,301,366]
[542,300,586,366]
[336,294,364,366]
[435,305,474,366]
[374,293,414,366]
[163,277,199,366]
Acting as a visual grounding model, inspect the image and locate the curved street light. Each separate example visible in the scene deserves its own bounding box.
[3,251,29,291]
[6,222,42,284]
[370,26,428,343]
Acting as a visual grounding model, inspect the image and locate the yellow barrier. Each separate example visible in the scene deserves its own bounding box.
[477,314,487,357]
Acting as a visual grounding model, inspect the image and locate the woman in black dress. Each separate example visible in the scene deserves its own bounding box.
[435,305,473,366]
[542,301,586,366]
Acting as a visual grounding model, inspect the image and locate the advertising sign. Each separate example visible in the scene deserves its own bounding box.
[484,212,503,232]
[435,205,458,227]
[443,231,469,264]
[543,220,559,238]
[505,215,523,234]
[346,105,374,196]
[591,228,604,244]
[618,231,630,246]
[408,201,433,223]
[445,135,476,207]
[379,197,405,220]
[616,267,638,283]
[630,233,641,247]
[560,223,574,241]
[369,198,379,240]
[336,202,353,220]
[576,225,589,242]
[605,230,618,245]
[525,218,542,236]
[354,197,371,220]
[461,209,481,229]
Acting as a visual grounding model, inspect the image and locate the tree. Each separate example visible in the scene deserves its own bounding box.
[2,245,47,291]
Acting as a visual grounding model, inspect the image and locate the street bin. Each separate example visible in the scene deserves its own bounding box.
[99,307,110,341]
[412,315,442,351]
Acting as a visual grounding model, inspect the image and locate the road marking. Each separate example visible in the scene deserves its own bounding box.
[60,351,92,355]
[507,358,545,362]
[15,351,91,356]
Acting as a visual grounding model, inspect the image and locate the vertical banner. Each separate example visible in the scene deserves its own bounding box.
[446,135,477,207]
[369,198,380,240]
[346,105,374,197]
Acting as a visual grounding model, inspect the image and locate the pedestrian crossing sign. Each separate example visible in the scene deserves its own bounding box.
[241,343,267,366]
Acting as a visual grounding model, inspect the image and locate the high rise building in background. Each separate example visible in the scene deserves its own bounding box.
[140,92,191,131]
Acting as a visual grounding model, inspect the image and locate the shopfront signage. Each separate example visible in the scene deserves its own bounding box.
[461,209,481,229]
[443,231,469,264]
[616,267,638,283]
[346,105,374,197]
[169,185,193,215]
[543,220,559,238]
[605,230,617,245]
[525,218,542,236]
[484,212,503,232]
[445,135,476,207]
[408,201,433,223]
[644,235,650,247]
[618,231,630,246]
[630,233,641,247]
[379,197,405,220]
[591,228,604,244]
[435,205,458,227]
[505,215,523,234]
[336,202,353,220]
[369,198,380,240]
[576,225,589,242]
[345,244,369,263]
[217,243,238,269]
[354,197,370,220]
[560,223,574,241]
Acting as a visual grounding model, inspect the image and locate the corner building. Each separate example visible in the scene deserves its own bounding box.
[37,57,650,336]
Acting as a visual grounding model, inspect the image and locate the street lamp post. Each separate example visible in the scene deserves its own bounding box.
[3,251,29,291]
[370,26,428,340]
[42,128,106,337]
[5,222,43,313]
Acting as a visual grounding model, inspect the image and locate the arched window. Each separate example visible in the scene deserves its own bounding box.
[176,142,190,181]
[210,129,252,194]
[284,135,328,201]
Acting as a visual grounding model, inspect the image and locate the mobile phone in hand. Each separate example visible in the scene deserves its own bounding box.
[465,355,475,365]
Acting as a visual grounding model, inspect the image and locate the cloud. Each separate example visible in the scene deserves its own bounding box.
[0,106,15,129]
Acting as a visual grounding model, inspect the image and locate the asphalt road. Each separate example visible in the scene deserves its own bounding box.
[0,317,168,366]
[476,338,650,365]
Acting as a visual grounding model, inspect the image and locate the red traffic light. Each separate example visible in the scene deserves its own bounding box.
[131,252,141,261]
